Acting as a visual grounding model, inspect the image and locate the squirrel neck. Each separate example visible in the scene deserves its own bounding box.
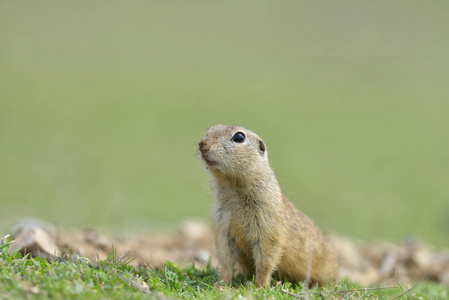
[212,165,282,204]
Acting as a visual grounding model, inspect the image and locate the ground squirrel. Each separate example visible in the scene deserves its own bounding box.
[198,124,338,288]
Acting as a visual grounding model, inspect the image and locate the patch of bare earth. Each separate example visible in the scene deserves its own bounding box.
[7,220,449,287]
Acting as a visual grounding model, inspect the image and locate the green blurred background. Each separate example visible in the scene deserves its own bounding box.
[1,1,448,246]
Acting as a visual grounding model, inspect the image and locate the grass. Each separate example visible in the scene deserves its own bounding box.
[1,235,448,299]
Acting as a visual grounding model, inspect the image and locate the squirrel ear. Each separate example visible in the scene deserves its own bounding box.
[258,139,266,154]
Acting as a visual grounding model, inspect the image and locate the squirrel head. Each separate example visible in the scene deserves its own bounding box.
[199,124,269,183]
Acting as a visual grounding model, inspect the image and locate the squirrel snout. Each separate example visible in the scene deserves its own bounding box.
[198,140,209,155]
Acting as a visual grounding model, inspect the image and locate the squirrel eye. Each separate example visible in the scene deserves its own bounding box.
[231,132,245,143]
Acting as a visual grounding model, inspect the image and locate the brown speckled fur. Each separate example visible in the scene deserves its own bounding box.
[199,125,338,288]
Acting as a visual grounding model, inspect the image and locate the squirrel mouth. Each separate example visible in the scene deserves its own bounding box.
[202,155,217,166]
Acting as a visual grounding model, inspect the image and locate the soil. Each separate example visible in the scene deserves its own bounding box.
[7,220,449,287]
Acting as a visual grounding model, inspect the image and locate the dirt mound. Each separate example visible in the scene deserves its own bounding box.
[7,220,449,286]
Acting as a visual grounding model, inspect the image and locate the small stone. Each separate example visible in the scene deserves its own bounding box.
[379,251,397,276]
[10,227,60,259]
[196,249,211,263]
[179,220,210,241]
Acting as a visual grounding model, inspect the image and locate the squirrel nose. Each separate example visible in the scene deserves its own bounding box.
[198,141,209,154]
